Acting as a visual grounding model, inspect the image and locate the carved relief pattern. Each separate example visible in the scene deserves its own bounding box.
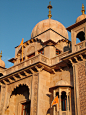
[33,73,39,115]
[78,62,86,114]
[0,85,6,115]
[41,57,47,63]
[31,56,38,64]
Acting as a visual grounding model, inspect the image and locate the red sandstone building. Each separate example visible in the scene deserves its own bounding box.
[0,3,86,115]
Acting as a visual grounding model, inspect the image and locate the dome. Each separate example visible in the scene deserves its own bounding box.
[0,59,5,68]
[31,19,68,39]
[55,80,70,86]
[76,14,86,23]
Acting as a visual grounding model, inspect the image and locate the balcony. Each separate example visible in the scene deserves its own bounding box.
[4,54,50,75]
[3,51,70,76]
[51,51,70,65]
[75,40,86,51]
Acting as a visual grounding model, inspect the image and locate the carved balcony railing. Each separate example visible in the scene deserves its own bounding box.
[3,50,71,75]
[4,54,50,75]
[62,111,67,115]
[75,40,86,51]
[51,51,70,65]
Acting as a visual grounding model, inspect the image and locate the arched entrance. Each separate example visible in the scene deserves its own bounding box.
[5,84,31,115]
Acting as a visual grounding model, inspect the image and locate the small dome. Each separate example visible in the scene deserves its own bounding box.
[76,14,86,23]
[0,59,5,68]
[55,80,70,86]
[31,19,68,39]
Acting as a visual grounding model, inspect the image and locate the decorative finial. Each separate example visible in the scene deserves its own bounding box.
[47,1,53,18]
[0,51,2,59]
[81,4,85,15]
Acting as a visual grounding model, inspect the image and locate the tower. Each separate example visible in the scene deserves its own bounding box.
[63,4,86,115]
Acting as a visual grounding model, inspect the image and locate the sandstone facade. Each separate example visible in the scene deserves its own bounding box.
[0,4,86,115]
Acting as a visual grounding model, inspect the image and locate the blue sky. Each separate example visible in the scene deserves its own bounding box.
[0,0,86,68]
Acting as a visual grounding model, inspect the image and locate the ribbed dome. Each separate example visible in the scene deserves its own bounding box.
[55,80,70,86]
[31,19,68,39]
[0,59,5,68]
[76,14,86,23]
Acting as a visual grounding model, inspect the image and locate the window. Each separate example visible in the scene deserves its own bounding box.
[61,92,67,111]
[22,101,31,115]
[27,53,35,59]
[56,49,61,55]
[20,57,25,62]
[76,31,85,43]
[38,49,44,55]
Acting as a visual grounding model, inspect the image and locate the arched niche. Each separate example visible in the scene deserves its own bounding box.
[11,84,29,99]
[76,31,85,43]
[5,84,31,115]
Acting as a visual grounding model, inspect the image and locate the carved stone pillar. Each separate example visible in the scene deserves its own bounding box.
[67,88,69,115]
[53,90,55,115]
[31,73,39,115]
[69,90,72,115]
[0,85,6,115]
[59,88,61,115]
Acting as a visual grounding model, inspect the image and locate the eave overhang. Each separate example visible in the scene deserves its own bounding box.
[61,48,86,61]
[49,85,73,93]
[66,18,86,32]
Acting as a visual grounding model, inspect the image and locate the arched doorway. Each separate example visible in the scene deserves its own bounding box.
[6,84,31,115]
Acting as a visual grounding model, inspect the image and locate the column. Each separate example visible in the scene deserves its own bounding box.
[71,30,76,52]
[70,90,72,115]
[67,88,69,115]
[85,24,86,40]
[53,90,55,115]
[59,88,61,115]
[35,51,38,56]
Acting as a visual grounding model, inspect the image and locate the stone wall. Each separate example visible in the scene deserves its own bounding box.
[38,70,50,115]
[0,85,6,115]
[50,67,73,87]
[1,76,32,115]
[77,61,86,114]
